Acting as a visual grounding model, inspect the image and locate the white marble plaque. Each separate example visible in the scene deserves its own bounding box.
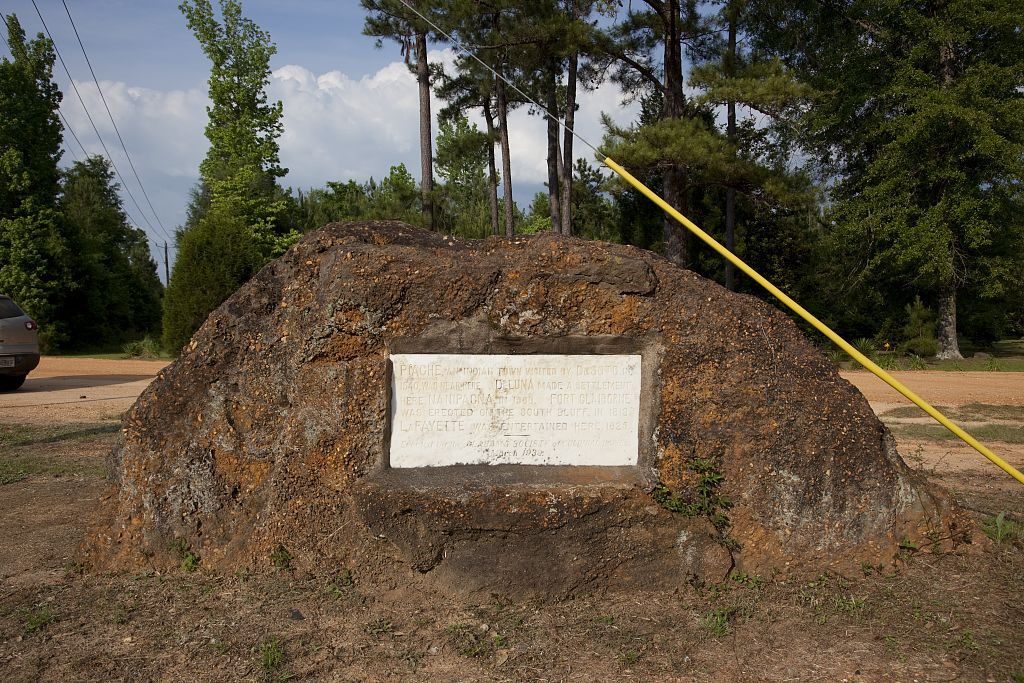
[389,353,642,468]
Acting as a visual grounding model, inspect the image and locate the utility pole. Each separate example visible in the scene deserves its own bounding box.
[164,242,170,284]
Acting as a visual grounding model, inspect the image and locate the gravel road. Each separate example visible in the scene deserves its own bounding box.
[2,356,1020,426]
[0,356,169,425]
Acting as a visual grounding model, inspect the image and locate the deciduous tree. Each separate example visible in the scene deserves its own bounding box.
[58,156,163,348]
[0,14,69,348]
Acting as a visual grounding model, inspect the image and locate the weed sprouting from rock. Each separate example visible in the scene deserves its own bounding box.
[170,538,200,572]
[271,545,292,570]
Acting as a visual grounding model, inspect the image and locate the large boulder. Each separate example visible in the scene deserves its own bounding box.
[84,221,968,594]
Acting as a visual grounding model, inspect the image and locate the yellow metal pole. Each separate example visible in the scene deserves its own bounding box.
[603,156,1024,487]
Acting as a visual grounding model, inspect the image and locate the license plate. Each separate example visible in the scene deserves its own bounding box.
[0,357,14,368]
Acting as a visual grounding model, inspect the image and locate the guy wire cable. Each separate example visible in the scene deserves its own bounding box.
[61,0,173,243]
[393,0,1024,486]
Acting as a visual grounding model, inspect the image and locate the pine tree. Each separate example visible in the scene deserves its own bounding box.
[593,0,719,266]
[687,0,811,290]
[434,115,490,237]
[363,0,437,230]
[434,67,503,235]
[752,0,1024,358]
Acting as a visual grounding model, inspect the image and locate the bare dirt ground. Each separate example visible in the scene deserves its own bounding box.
[1,359,1021,682]
[0,357,168,426]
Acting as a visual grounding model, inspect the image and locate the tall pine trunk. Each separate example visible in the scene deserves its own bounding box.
[414,31,434,231]
[546,62,562,232]
[483,97,501,236]
[560,48,577,236]
[661,0,690,267]
[496,75,515,237]
[724,4,737,290]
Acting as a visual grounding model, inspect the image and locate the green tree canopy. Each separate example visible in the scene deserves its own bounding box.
[58,156,163,349]
[434,115,490,237]
[0,14,69,348]
[751,0,1024,358]
[162,205,263,354]
[166,0,294,353]
[179,0,294,256]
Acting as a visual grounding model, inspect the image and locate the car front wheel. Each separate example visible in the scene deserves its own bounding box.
[0,375,26,391]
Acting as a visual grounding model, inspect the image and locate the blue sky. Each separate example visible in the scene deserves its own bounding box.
[2,1,638,273]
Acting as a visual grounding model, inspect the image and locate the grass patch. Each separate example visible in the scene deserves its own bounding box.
[51,349,172,361]
[270,545,292,570]
[982,512,1024,545]
[0,423,120,450]
[701,607,735,637]
[992,339,1024,354]
[22,604,57,634]
[834,347,1024,372]
[881,403,1023,423]
[881,405,955,420]
[0,422,114,484]
[929,356,1024,371]
[257,637,291,681]
[170,539,201,572]
[446,623,507,658]
[363,618,394,638]
[0,454,106,484]
[960,403,1024,421]
[891,423,1024,444]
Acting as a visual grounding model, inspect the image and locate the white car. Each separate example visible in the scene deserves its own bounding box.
[0,295,40,391]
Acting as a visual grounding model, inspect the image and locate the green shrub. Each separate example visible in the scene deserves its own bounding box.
[161,208,264,355]
[122,335,162,359]
[900,296,938,357]
[851,338,878,364]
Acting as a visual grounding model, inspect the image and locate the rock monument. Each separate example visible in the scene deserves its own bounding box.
[85,221,968,595]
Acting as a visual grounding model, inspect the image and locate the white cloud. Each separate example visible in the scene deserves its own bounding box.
[272,49,639,191]
[55,51,639,253]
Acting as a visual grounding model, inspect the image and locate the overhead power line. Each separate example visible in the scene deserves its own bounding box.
[4,8,150,235]
[57,109,88,159]
[27,0,172,243]
[60,0,171,242]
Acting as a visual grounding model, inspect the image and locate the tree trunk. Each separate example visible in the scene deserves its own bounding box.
[936,289,963,360]
[661,0,686,119]
[560,47,577,236]
[663,167,689,267]
[496,76,515,238]
[661,0,689,267]
[414,31,434,231]
[546,61,562,232]
[935,40,962,360]
[724,4,737,290]
[483,97,501,236]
